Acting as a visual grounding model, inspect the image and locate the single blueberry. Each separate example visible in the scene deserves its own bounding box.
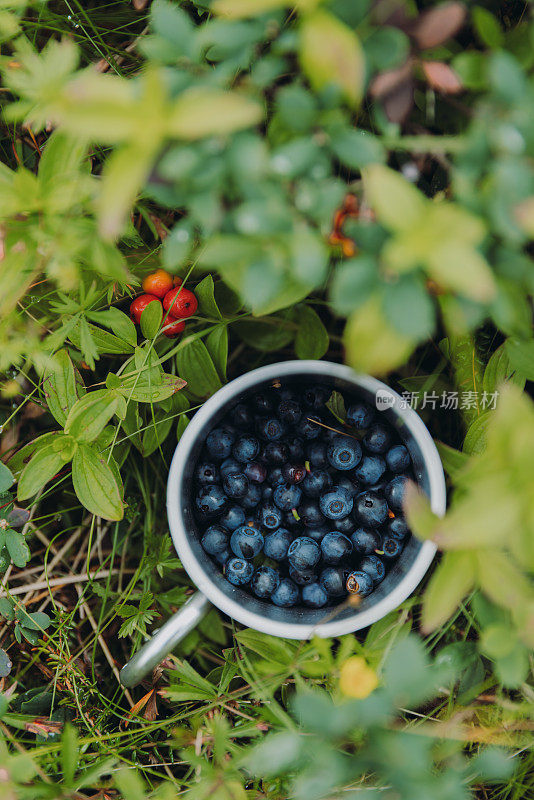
[297,499,326,528]
[264,528,293,561]
[201,525,228,556]
[244,461,267,483]
[302,582,328,608]
[289,565,315,585]
[206,427,235,460]
[384,476,409,511]
[303,386,330,409]
[306,440,328,468]
[251,392,273,414]
[387,516,409,540]
[320,567,347,597]
[327,435,362,471]
[282,463,307,484]
[320,532,353,565]
[230,403,254,429]
[256,502,283,531]
[346,402,375,430]
[262,441,289,464]
[319,486,354,520]
[222,472,249,499]
[214,547,231,566]
[363,423,391,454]
[333,516,355,535]
[241,483,262,509]
[262,486,274,502]
[250,565,280,599]
[282,510,303,530]
[286,436,305,461]
[355,491,388,527]
[268,467,285,487]
[271,578,299,607]
[273,482,302,511]
[296,414,322,439]
[195,485,227,518]
[301,469,332,497]
[381,536,404,560]
[233,433,260,463]
[288,536,321,571]
[359,554,386,583]
[345,570,374,597]
[219,505,246,531]
[196,462,220,486]
[353,454,386,486]
[230,525,264,559]
[220,458,240,478]
[257,417,285,442]
[350,527,382,555]
[305,525,329,542]
[277,399,302,426]
[335,475,360,499]
[224,557,254,586]
[386,444,410,472]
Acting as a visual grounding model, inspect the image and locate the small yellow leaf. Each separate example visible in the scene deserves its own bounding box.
[513,196,534,237]
[427,241,496,302]
[362,164,427,232]
[299,10,365,108]
[344,297,415,375]
[339,656,378,699]
[168,88,263,139]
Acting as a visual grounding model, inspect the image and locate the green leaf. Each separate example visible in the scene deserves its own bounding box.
[176,338,222,398]
[435,442,469,480]
[0,598,15,621]
[115,373,186,403]
[493,646,529,688]
[290,226,328,287]
[452,51,487,90]
[421,552,476,632]
[233,316,294,352]
[480,623,517,659]
[205,325,228,383]
[88,308,137,347]
[0,463,14,494]
[330,128,385,170]
[69,319,135,356]
[5,530,30,568]
[382,276,435,340]
[463,413,492,455]
[294,305,329,360]
[0,648,12,678]
[362,164,427,232]
[325,391,346,424]
[7,432,67,479]
[476,551,534,614]
[162,220,194,271]
[195,275,222,319]
[168,88,262,139]
[71,445,124,521]
[427,241,496,303]
[61,724,79,786]
[17,438,72,501]
[141,413,174,457]
[483,343,526,394]
[344,297,415,375]
[299,10,365,108]
[65,389,126,443]
[244,731,303,776]
[404,481,439,540]
[140,297,163,339]
[473,7,504,48]
[114,768,147,800]
[42,349,81,426]
[211,0,293,17]
[505,338,534,380]
[329,256,378,316]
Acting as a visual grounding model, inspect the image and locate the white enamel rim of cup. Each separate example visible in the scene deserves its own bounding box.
[166,360,446,640]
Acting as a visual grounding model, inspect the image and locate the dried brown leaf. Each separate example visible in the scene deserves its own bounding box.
[382,79,415,123]
[422,60,463,93]
[410,2,467,49]
[369,61,413,98]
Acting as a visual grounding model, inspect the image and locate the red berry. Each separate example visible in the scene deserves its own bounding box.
[173,276,183,287]
[162,287,198,319]
[130,294,161,325]
[142,269,173,299]
[162,317,186,338]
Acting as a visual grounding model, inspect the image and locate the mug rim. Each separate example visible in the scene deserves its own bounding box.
[166,360,446,639]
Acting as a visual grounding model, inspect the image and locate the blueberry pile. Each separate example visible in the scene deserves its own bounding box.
[192,383,415,609]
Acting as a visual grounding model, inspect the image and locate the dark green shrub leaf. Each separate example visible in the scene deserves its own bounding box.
[61,724,79,787]
[505,338,534,380]
[116,373,186,403]
[0,598,15,621]
[162,220,195,271]
[140,298,163,339]
[195,275,222,319]
[435,441,469,480]
[0,648,12,678]
[176,338,222,397]
[69,319,135,356]
[141,413,174,457]
[483,343,526,394]
[463,413,491,454]
[65,389,126,443]
[291,226,328,287]
[6,432,63,479]
[421,552,476,633]
[42,349,82,426]
[234,316,294,352]
[382,276,435,340]
[71,444,124,521]
[325,391,346,425]
[330,128,385,170]
[473,7,504,48]
[294,305,329,360]
[88,308,137,346]
[329,256,378,316]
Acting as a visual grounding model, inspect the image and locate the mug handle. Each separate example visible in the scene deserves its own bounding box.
[119,592,210,687]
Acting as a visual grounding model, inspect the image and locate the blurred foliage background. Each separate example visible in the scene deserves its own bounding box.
[0,1,532,798]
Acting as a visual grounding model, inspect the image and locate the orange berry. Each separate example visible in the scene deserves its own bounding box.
[130,294,161,325]
[142,269,173,299]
